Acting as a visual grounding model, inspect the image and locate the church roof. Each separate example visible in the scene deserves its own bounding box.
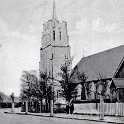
[113,78,124,88]
[72,45,124,82]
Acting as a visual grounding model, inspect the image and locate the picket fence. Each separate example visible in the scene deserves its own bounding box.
[74,103,124,116]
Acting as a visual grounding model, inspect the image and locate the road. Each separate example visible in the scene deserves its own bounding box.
[0,109,108,124]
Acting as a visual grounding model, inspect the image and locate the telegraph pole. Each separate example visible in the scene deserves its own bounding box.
[99,79,104,120]
[50,53,54,117]
[50,0,56,116]
[99,94,104,120]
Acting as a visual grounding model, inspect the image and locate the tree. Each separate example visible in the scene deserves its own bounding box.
[76,71,88,100]
[20,70,41,99]
[59,64,76,102]
[20,70,53,112]
[39,72,48,99]
[39,72,52,112]
[70,65,88,100]
[0,91,7,102]
[96,73,109,99]
[20,70,42,112]
[20,71,33,100]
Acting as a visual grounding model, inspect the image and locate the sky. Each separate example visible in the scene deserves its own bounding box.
[0,0,124,96]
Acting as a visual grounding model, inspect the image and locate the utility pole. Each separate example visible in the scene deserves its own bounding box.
[50,53,54,117]
[25,81,30,114]
[99,94,104,120]
[50,0,56,116]
[99,80,104,120]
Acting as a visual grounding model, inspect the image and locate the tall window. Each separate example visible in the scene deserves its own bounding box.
[59,31,61,40]
[53,30,55,41]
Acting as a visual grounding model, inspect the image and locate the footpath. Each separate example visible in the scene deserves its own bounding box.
[3,108,124,124]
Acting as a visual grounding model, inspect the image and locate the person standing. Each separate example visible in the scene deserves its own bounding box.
[66,103,69,114]
[70,103,74,114]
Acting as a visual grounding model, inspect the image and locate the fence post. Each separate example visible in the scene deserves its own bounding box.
[104,103,106,115]
[123,103,124,116]
[120,103,122,116]
[110,103,112,115]
[119,102,121,116]
[115,102,117,116]
[106,103,108,115]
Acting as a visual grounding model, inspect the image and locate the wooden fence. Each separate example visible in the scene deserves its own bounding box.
[103,103,124,116]
[74,103,124,116]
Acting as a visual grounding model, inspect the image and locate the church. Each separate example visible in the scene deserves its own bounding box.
[39,0,124,104]
[71,45,124,102]
[39,0,71,102]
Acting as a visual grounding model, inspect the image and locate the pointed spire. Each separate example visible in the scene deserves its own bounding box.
[52,0,56,20]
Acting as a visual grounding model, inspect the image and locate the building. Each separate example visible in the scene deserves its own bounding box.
[39,0,71,101]
[71,45,124,102]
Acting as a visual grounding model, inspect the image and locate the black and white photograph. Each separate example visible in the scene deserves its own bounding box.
[0,0,124,123]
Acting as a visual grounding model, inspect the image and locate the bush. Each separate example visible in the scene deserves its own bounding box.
[73,99,117,104]
[0,102,11,108]
[0,102,22,108]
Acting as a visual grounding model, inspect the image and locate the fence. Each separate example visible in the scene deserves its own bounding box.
[103,103,124,116]
[74,103,124,116]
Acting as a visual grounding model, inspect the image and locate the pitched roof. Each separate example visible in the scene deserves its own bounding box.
[113,78,124,88]
[72,45,124,82]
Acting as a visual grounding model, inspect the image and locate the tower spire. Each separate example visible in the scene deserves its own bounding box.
[52,0,56,20]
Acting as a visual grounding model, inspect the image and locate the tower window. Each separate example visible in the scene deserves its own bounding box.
[60,31,61,40]
[53,31,55,41]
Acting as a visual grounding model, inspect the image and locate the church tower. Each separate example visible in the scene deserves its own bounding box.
[40,0,71,100]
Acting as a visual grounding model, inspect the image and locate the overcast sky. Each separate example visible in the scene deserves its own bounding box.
[0,0,124,96]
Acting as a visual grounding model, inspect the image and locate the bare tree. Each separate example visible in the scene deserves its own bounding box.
[70,65,88,100]
[76,71,88,100]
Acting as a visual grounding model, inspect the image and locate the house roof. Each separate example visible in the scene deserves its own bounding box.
[72,45,124,82]
[113,78,124,88]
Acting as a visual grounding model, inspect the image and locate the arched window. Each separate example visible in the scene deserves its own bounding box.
[53,31,55,41]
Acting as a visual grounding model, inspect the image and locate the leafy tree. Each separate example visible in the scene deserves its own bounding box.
[20,70,41,100]
[20,71,32,100]
[39,72,48,99]
[39,72,52,112]
[20,70,45,112]
[0,91,7,102]
[20,70,53,112]
[59,64,76,102]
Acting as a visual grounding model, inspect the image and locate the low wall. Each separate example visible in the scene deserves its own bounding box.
[74,103,99,114]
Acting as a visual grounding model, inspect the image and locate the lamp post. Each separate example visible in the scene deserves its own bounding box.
[11,92,15,113]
